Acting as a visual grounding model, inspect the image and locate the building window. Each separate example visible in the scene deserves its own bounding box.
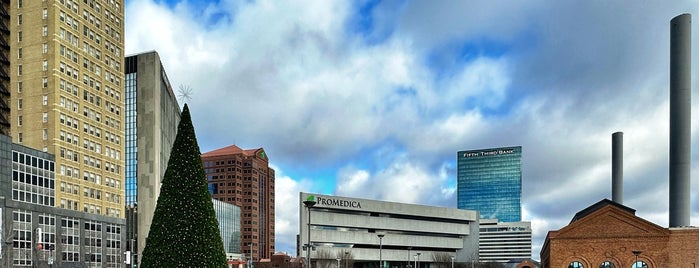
[43,43,48,54]
[18,64,22,75]
[18,0,22,8]
[43,8,48,19]
[43,113,48,123]
[18,99,22,109]
[43,77,48,88]
[18,31,22,42]
[18,48,22,58]
[43,95,48,105]
[631,262,647,268]
[18,14,22,25]
[43,129,48,140]
[43,25,48,36]
[18,133,22,143]
[18,116,22,126]
[43,60,48,71]
[568,262,584,268]
[17,82,22,92]
[599,261,615,268]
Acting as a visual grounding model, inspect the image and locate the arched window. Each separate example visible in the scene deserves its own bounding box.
[631,261,647,268]
[600,261,615,268]
[569,261,584,268]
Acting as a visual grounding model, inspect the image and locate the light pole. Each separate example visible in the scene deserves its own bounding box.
[336,258,341,268]
[378,234,385,268]
[413,255,417,268]
[416,253,421,268]
[450,256,454,268]
[250,243,254,268]
[406,247,411,268]
[345,251,349,268]
[632,250,642,268]
[303,198,316,268]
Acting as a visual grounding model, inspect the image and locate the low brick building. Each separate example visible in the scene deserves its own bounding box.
[540,199,699,268]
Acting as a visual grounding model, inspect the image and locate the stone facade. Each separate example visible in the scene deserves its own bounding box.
[540,199,699,268]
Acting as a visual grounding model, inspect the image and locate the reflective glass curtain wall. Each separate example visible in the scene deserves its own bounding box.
[457,146,522,223]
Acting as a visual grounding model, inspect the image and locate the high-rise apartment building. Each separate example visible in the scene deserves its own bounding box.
[202,145,275,260]
[10,0,125,220]
[457,146,522,223]
[123,51,181,264]
[0,1,9,135]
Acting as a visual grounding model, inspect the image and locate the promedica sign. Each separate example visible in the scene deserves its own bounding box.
[310,195,362,209]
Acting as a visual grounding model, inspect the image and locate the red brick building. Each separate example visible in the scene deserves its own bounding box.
[540,199,699,268]
[202,145,276,260]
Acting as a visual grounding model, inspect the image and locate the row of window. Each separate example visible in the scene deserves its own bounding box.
[568,261,648,268]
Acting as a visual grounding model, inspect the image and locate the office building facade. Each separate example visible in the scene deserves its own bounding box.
[213,199,242,254]
[478,219,532,262]
[457,146,522,222]
[202,145,275,260]
[122,51,180,263]
[0,134,125,267]
[298,193,480,268]
[10,0,125,220]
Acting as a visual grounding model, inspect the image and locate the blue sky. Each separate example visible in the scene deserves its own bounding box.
[124,0,699,260]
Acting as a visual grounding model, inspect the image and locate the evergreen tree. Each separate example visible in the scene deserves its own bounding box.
[140,104,227,268]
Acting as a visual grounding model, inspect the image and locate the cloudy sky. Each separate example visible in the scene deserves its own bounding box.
[124,0,699,260]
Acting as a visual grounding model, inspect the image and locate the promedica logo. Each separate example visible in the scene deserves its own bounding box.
[315,196,362,208]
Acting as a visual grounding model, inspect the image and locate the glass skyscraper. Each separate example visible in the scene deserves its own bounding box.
[457,146,522,222]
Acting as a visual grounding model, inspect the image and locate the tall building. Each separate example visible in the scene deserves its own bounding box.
[298,193,480,268]
[457,146,522,223]
[201,145,275,260]
[0,134,126,267]
[478,219,532,262]
[10,0,125,220]
[213,199,242,254]
[0,1,9,136]
[123,51,181,264]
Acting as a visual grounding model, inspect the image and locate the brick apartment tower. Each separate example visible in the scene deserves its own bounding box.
[0,0,8,136]
[11,1,125,217]
[202,145,276,260]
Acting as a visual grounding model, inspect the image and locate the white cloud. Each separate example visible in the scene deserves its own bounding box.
[126,0,699,260]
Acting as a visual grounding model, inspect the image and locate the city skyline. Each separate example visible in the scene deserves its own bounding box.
[123,0,699,259]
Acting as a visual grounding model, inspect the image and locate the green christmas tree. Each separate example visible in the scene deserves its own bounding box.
[140,104,227,268]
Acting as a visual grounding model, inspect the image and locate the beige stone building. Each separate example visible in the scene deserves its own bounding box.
[11,0,125,218]
[540,199,699,268]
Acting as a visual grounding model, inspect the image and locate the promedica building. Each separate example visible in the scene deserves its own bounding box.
[298,193,480,268]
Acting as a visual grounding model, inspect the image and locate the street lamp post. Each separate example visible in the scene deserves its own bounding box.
[416,253,421,268]
[413,255,417,268]
[378,234,385,268]
[250,243,254,268]
[451,256,454,268]
[336,258,341,268]
[632,250,642,268]
[303,199,316,268]
[345,251,349,268]
[406,247,411,268]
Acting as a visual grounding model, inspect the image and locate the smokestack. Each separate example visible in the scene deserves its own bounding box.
[669,13,691,227]
[612,132,623,204]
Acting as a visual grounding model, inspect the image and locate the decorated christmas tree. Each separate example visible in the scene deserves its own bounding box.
[140,104,227,268]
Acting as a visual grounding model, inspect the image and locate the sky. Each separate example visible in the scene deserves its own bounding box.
[124,0,699,260]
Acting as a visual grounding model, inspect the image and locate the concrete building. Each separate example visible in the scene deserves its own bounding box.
[298,193,480,268]
[457,146,522,223]
[10,0,125,219]
[0,1,9,136]
[0,134,125,267]
[202,145,276,260]
[123,51,181,264]
[540,199,699,268]
[213,198,242,254]
[478,219,531,263]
